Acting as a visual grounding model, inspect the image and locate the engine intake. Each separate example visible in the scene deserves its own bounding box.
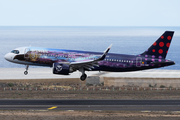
[53,63,70,75]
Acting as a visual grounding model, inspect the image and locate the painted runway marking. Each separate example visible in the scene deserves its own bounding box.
[48,106,57,110]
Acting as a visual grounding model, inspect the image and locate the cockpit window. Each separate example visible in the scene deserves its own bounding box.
[11,50,19,54]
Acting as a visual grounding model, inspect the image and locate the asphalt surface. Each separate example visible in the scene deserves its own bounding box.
[1,99,180,105]
[0,99,180,111]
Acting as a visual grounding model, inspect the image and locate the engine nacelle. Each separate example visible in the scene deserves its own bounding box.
[53,63,70,75]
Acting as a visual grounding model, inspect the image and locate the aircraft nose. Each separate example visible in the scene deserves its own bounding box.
[4,53,13,61]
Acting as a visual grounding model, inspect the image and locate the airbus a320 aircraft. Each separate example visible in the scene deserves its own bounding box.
[4,31,175,81]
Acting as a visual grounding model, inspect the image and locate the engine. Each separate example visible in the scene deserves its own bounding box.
[53,63,70,75]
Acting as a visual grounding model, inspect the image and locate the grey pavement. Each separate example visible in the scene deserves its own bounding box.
[0,68,98,79]
[0,100,180,111]
[102,69,180,78]
[0,68,180,80]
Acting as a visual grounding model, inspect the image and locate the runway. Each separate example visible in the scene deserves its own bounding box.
[1,68,180,79]
[1,68,180,87]
[1,99,180,111]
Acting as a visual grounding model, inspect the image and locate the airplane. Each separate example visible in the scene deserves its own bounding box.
[4,31,175,81]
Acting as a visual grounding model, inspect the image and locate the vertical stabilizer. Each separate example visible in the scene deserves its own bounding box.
[141,31,174,58]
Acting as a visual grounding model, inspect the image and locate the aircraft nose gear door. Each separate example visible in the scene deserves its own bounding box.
[136,57,142,67]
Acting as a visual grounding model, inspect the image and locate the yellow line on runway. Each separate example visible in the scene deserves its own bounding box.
[48,106,57,110]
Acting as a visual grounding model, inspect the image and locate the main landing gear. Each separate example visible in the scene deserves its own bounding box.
[79,68,87,81]
[24,65,29,75]
[80,74,87,81]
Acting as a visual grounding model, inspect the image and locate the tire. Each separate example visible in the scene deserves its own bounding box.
[24,71,28,75]
[80,74,87,81]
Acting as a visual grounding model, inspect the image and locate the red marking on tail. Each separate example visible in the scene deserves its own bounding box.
[167,36,171,40]
[153,42,157,46]
[159,49,163,54]
[159,42,164,47]
[161,36,164,39]
[166,43,170,47]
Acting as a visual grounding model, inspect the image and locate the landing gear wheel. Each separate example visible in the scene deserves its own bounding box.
[80,74,87,81]
[24,71,28,75]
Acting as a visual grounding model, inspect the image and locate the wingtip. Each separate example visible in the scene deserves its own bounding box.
[109,44,113,49]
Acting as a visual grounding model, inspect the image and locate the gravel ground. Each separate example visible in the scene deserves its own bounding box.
[0,90,180,99]
[0,111,180,120]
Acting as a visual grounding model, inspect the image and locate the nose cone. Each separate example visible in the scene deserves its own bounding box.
[4,53,9,61]
[4,53,14,62]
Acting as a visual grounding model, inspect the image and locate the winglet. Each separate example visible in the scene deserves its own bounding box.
[104,44,112,53]
[98,44,112,61]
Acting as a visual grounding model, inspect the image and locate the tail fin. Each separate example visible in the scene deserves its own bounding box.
[141,31,174,59]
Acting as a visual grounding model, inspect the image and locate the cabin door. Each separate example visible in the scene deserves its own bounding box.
[24,48,30,59]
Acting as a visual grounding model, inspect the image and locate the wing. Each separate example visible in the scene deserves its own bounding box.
[70,44,112,71]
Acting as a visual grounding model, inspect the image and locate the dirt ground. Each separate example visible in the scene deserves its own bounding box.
[0,111,180,120]
[1,79,180,99]
[0,90,180,99]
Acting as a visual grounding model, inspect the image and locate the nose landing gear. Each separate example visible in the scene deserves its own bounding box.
[24,65,29,75]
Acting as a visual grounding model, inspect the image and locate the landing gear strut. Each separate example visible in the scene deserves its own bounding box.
[79,68,87,81]
[24,65,29,75]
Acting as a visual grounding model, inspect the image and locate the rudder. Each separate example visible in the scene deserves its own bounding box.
[141,31,174,59]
